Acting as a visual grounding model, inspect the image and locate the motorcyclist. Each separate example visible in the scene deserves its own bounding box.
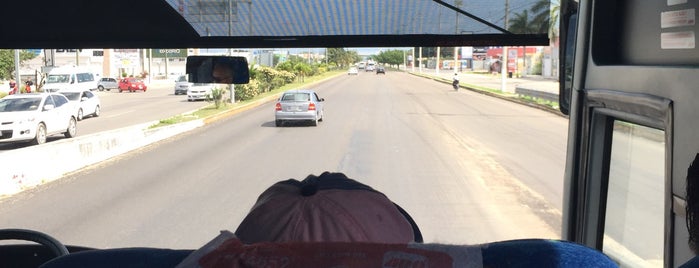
[452,73,459,91]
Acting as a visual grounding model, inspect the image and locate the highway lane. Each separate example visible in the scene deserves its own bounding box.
[0,71,569,249]
[0,82,210,150]
[66,82,211,135]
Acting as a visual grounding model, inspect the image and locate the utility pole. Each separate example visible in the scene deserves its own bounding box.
[403,50,406,70]
[228,0,233,56]
[14,50,21,94]
[419,47,423,73]
[455,0,462,34]
[501,0,510,93]
[454,47,458,74]
[411,47,415,72]
[148,49,152,84]
[247,0,252,35]
[436,47,441,75]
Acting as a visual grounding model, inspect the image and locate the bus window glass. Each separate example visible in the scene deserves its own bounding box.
[603,121,665,267]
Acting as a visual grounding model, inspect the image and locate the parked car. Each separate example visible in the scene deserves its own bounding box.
[174,75,192,95]
[96,77,118,91]
[348,67,358,75]
[376,66,386,74]
[118,78,147,92]
[58,90,101,121]
[0,93,77,145]
[187,83,213,101]
[274,89,325,127]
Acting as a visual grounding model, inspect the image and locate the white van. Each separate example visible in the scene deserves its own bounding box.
[43,66,98,92]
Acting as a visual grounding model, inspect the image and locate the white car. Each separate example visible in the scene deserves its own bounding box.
[187,83,213,101]
[0,93,77,145]
[348,67,359,75]
[43,66,98,92]
[174,75,192,95]
[58,90,101,121]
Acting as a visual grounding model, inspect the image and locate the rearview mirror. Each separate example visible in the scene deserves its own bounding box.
[558,1,579,115]
[186,56,250,84]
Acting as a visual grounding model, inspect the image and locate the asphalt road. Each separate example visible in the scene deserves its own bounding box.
[76,83,211,135]
[0,71,570,249]
[0,82,210,150]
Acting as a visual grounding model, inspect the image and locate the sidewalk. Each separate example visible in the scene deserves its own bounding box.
[407,68,559,95]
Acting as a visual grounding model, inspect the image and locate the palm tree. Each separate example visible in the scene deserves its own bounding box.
[509,0,560,37]
[530,0,560,77]
[508,10,539,76]
[507,0,561,76]
[531,0,560,40]
[508,10,539,34]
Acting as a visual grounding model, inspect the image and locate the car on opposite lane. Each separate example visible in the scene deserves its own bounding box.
[118,78,147,93]
[348,67,358,75]
[376,66,386,74]
[174,75,191,95]
[274,89,325,127]
[96,77,118,91]
[58,90,101,121]
[187,83,213,101]
[0,93,77,145]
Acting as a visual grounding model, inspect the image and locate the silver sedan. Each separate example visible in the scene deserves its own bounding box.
[274,89,325,127]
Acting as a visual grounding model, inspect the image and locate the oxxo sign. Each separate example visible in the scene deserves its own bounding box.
[151,48,188,58]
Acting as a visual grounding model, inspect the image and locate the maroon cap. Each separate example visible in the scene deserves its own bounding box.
[234,172,421,244]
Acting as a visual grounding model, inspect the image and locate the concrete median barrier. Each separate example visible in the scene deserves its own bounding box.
[0,119,204,197]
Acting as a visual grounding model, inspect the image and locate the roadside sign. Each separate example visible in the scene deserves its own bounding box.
[151,49,188,58]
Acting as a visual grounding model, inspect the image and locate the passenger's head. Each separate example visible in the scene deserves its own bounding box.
[235,172,422,244]
[212,60,234,84]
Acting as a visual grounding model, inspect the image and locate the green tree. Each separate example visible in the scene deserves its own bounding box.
[508,11,539,76]
[276,61,295,72]
[508,1,560,76]
[207,87,227,109]
[508,10,538,34]
[531,0,560,39]
[326,48,359,68]
[374,50,405,68]
[0,50,37,80]
[293,63,312,82]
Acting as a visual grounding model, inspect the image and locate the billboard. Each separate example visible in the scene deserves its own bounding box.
[114,49,140,68]
[151,48,188,58]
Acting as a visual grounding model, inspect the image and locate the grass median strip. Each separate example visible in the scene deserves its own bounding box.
[149,70,345,129]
